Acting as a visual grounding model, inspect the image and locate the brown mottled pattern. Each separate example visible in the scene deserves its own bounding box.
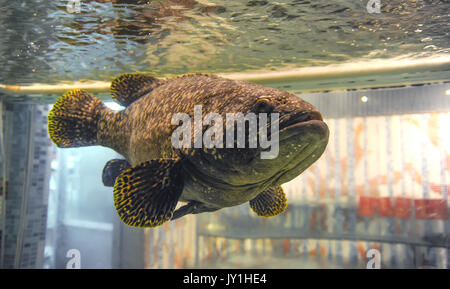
[100,74,317,163]
[96,74,328,210]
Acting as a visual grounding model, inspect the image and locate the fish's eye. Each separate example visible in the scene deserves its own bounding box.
[255,98,274,113]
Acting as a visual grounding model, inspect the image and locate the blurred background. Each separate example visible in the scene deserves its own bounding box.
[0,0,449,268]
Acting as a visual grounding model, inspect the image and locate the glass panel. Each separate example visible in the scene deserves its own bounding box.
[0,0,448,270]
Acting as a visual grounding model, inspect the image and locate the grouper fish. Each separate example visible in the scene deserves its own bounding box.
[48,73,329,228]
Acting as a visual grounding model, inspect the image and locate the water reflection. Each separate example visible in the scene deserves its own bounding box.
[0,0,448,85]
[54,0,226,44]
[0,1,53,85]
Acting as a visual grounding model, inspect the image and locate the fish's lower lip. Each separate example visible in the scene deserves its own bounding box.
[279,119,329,141]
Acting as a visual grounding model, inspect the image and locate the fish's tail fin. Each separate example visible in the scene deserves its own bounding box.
[48,89,109,148]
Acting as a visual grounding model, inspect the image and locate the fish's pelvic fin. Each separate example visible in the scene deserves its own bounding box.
[113,158,184,228]
[48,89,107,148]
[249,186,287,217]
[171,202,197,221]
[171,201,219,221]
[110,73,161,107]
[102,159,131,187]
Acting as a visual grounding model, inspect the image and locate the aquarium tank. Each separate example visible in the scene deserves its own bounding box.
[0,0,449,270]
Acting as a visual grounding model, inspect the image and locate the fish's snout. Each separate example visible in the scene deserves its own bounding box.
[306,110,323,121]
[280,109,323,130]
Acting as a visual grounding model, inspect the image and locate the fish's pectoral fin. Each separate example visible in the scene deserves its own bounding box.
[249,186,287,217]
[102,159,131,187]
[113,158,184,228]
[110,73,161,107]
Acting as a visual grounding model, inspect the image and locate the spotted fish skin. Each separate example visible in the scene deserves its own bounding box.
[48,73,329,226]
[100,74,316,162]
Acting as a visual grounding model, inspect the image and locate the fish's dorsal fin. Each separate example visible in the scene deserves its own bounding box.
[110,73,161,107]
[249,186,287,217]
[113,158,184,228]
[102,159,131,187]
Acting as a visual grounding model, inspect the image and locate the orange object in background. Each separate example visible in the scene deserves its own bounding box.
[359,196,448,220]
[414,199,448,220]
[393,197,412,219]
[414,199,428,219]
[283,239,291,256]
[377,197,393,217]
[358,196,393,217]
[358,196,376,217]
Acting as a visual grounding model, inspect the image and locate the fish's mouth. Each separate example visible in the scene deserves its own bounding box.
[279,110,323,130]
[268,111,329,186]
[279,110,328,141]
[182,110,329,197]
